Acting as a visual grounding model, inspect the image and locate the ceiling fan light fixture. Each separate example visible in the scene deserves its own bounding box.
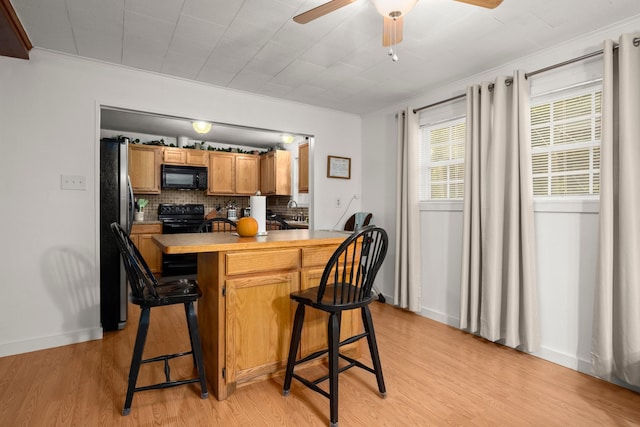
[192,121,212,134]
[372,0,418,18]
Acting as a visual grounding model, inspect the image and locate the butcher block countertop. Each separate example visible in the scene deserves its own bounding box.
[153,229,350,254]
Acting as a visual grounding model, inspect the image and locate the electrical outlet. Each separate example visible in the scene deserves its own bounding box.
[61,174,86,191]
[336,197,341,208]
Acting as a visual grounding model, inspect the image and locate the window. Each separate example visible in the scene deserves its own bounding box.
[418,81,601,202]
[530,84,601,197]
[419,118,465,200]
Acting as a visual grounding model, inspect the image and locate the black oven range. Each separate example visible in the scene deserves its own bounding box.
[158,203,205,276]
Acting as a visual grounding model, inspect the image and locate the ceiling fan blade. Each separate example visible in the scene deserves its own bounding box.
[453,0,504,9]
[293,0,358,24]
[382,16,403,47]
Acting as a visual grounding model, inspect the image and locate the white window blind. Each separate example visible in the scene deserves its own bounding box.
[530,84,601,197]
[419,118,465,200]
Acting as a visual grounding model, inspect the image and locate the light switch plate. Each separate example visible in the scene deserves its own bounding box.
[61,175,86,190]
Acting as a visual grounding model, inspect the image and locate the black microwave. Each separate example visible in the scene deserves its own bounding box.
[161,164,208,190]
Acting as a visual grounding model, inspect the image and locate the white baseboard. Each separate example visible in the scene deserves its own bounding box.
[420,306,460,328]
[0,328,103,358]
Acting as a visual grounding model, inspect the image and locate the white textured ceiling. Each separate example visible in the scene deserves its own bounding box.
[12,0,640,116]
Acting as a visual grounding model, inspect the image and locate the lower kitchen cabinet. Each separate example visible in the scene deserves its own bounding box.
[224,270,299,384]
[195,235,361,400]
[130,223,162,275]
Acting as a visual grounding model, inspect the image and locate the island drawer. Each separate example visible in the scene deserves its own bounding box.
[226,248,299,276]
[301,245,339,268]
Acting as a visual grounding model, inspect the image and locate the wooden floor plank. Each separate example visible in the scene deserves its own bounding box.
[1,301,639,426]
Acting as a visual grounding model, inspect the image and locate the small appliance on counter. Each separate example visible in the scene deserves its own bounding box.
[226,201,238,220]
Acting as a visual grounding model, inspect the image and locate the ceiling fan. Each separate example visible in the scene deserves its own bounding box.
[294,0,503,60]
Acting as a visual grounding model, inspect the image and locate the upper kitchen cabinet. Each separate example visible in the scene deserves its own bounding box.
[163,147,208,166]
[260,150,291,196]
[128,144,162,194]
[298,142,309,194]
[208,152,260,196]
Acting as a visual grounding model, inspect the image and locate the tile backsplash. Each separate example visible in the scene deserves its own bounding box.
[136,190,308,221]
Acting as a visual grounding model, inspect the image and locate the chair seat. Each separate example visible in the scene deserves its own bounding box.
[290,285,374,312]
[131,278,202,307]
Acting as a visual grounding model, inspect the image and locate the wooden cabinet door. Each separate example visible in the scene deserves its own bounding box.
[163,147,186,164]
[137,234,162,274]
[208,152,235,194]
[260,153,275,194]
[128,145,161,194]
[235,155,259,195]
[130,223,162,274]
[164,147,208,166]
[298,142,309,193]
[260,150,291,196]
[225,272,299,383]
[274,150,291,196]
[186,150,208,166]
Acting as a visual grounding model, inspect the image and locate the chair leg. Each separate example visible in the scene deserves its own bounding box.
[184,303,196,368]
[361,305,386,396]
[328,311,340,427]
[185,302,208,399]
[123,307,151,415]
[283,303,305,395]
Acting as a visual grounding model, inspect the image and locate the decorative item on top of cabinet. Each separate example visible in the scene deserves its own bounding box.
[128,144,162,194]
[129,223,162,275]
[260,149,291,196]
[207,151,260,196]
[163,146,208,166]
[298,141,309,193]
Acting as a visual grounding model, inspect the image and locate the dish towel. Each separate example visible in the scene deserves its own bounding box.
[354,212,368,230]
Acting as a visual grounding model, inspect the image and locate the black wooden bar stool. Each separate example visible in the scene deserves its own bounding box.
[110,223,208,415]
[283,225,388,427]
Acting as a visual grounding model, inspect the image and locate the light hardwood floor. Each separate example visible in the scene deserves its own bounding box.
[1,301,639,426]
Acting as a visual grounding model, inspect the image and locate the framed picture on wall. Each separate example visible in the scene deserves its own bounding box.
[327,155,351,179]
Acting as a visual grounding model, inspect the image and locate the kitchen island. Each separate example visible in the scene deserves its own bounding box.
[153,229,360,400]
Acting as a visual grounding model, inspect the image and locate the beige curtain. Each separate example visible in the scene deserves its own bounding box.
[592,33,640,386]
[459,72,540,352]
[394,108,421,312]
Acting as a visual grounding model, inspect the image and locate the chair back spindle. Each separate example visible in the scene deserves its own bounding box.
[197,218,237,233]
[316,226,388,307]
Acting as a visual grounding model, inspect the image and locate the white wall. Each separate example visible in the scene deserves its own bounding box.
[0,50,362,356]
[360,15,640,388]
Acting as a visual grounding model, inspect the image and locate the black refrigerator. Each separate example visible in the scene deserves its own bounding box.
[100,137,134,331]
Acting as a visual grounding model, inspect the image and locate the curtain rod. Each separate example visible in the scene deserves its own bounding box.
[413,37,640,114]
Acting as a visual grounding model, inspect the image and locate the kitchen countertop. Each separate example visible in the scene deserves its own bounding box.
[153,229,348,254]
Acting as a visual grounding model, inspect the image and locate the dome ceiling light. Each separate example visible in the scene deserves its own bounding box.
[192,121,212,134]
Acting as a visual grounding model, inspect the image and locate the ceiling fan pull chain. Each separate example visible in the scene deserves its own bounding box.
[391,17,399,62]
